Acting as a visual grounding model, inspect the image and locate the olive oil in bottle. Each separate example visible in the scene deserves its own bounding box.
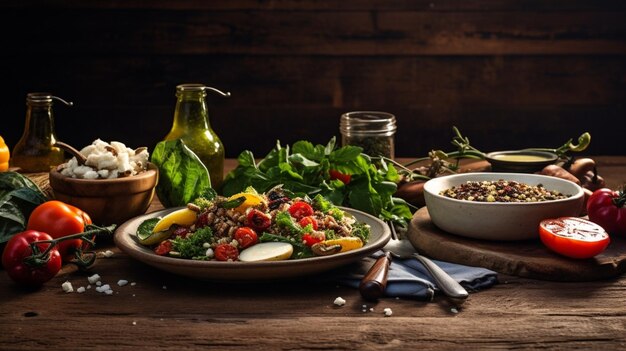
[11,93,73,172]
[164,84,230,189]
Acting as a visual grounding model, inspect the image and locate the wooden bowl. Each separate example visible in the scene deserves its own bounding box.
[49,163,159,225]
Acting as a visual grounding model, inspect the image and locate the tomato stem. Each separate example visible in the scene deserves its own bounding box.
[26,224,117,267]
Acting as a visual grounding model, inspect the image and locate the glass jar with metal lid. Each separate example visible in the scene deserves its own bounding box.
[339,111,397,158]
[11,93,73,172]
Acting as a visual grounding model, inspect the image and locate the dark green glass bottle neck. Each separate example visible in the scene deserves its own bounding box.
[23,105,56,143]
[173,92,211,130]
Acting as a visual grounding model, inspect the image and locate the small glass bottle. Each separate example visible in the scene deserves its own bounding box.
[11,93,73,172]
[340,111,397,158]
[164,84,230,189]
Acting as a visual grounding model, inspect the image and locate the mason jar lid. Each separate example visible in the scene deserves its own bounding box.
[340,111,397,137]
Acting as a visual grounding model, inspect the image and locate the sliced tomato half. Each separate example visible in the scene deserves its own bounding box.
[539,217,610,259]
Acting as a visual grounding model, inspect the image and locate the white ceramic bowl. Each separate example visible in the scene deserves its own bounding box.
[423,173,584,241]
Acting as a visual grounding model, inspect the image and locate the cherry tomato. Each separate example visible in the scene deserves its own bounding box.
[234,227,258,249]
[246,209,271,232]
[214,244,239,261]
[298,216,318,232]
[302,232,325,247]
[2,230,62,286]
[539,217,610,259]
[154,240,173,256]
[587,188,626,236]
[288,201,314,220]
[27,201,92,261]
[329,169,351,185]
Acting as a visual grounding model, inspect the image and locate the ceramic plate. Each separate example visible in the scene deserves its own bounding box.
[114,206,390,281]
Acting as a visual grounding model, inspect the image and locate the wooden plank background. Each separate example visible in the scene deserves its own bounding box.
[1,1,625,158]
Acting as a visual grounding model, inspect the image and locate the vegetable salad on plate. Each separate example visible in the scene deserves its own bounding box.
[136,186,371,261]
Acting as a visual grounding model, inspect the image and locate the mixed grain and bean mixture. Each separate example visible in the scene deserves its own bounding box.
[439,180,571,203]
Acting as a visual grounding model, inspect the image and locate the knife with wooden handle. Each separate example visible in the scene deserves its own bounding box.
[359,251,392,301]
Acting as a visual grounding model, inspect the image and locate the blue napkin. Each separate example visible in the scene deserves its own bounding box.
[335,251,498,300]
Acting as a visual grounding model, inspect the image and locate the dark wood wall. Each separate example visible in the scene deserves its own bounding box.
[2,1,625,158]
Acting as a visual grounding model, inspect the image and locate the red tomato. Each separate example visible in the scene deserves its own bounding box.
[234,227,258,249]
[154,240,173,256]
[27,201,92,261]
[2,230,62,286]
[302,232,325,247]
[246,209,271,232]
[587,188,626,236]
[329,169,351,185]
[214,244,239,261]
[288,201,314,220]
[298,216,318,232]
[539,217,610,259]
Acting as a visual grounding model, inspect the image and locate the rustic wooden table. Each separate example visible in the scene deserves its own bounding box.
[1,157,625,350]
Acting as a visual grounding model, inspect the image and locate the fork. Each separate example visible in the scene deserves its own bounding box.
[359,221,469,303]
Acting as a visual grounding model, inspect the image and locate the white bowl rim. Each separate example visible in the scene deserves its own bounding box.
[424,172,584,206]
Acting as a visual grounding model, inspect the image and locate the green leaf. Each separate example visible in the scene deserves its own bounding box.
[330,146,363,163]
[348,185,383,217]
[0,172,48,243]
[221,196,246,209]
[288,154,320,168]
[136,218,161,241]
[151,139,212,208]
[258,147,279,172]
[324,137,336,155]
[237,150,256,168]
[293,140,324,162]
[0,171,44,198]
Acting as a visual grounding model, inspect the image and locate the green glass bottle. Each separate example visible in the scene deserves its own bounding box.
[164,84,230,189]
[11,93,73,172]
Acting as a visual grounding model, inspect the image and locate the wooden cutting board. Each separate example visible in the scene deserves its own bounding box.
[406,207,626,281]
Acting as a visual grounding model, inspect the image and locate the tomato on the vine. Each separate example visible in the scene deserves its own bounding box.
[586,188,626,236]
[27,201,92,261]
[288,201,314,220]
[539,217,610,259]
[2,230,62,286]
[214,244,239,261]
[234,227,258,249]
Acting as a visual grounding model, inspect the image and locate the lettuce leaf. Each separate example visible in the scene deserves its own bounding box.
[151,139,212,208]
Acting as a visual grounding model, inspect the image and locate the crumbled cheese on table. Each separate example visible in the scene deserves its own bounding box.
[88,274,101,284]
[333,297,346,306]
[61,281,74,293]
